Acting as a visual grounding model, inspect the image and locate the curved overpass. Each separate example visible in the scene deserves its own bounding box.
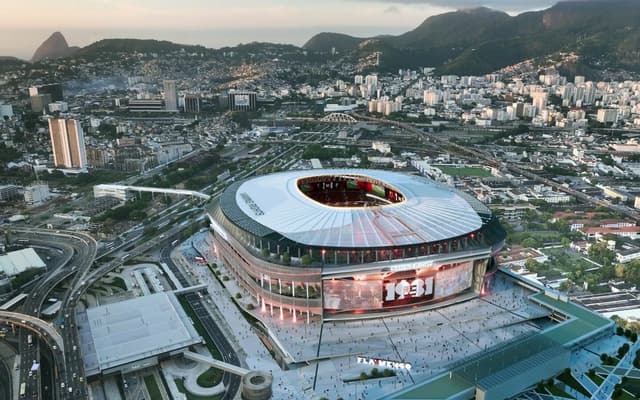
[10,228,97,400]
[0,312,65,353]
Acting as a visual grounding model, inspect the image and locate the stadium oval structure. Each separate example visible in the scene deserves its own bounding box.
[208,169,506,320]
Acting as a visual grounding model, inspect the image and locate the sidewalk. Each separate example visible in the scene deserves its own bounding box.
[180,232,311,399]
[162,345,225,398]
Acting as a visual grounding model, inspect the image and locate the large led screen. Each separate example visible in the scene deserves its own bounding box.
[322,261,475,314]
[323,279,383,311]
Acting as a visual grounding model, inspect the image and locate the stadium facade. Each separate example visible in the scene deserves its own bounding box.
[208,169,506,321]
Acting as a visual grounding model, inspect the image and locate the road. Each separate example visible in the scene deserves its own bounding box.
[9,229,96,400]
[161,245,242,400]
[0,338,15,400]
[4,138,316,399]
[352,112,640,223]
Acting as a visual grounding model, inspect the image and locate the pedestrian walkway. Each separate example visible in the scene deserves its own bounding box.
[162,346,225,398]
[183,350,250,376]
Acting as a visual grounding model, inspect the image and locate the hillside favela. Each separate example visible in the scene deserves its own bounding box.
[3,1,640,399]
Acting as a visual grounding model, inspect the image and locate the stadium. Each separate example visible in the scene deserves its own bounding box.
[207,169,506,320]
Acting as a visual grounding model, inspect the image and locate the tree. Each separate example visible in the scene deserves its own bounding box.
[301,255,311,265]
[143,225,158,237]
[525,259,543,272]
[522,237,539,248]
[359,372,368,381]
[588,243,616,267]
[623,260,640,285]
[230,111,251,129]
[559,280,572,292]
[561,237,571,248]
[282,252,291,265]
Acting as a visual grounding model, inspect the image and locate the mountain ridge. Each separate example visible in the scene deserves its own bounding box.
[20,0,640,76]
[31,32,79,62]
[303,0,640,74]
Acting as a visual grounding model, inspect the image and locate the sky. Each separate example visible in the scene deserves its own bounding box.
[1,0,557,59]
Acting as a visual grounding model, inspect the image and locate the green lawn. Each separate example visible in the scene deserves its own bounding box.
[174,378,222,400]
[603,357,621,366]
[546,384,575,399]
[178,297,222,359]
[144,375,163,400]
[557,370,591,397]
[590,373,605,386]
[177,297,224,388]
[620,377,640,397]
[614,389,637,400]
[433,165,492,177]
[197,367,223,388]
[111,277,128,291]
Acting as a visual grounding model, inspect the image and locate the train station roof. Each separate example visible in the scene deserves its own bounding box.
[80,292,201,375]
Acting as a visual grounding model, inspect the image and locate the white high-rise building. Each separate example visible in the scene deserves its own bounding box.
[423,89,441,106]
[365,74,378,90]
[48,118,87,169]
[531,89,548,115]
[163,80,178,111]
[596,108,617,123]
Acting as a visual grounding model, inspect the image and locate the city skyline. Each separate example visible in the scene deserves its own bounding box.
[3,1,640,399]
[1,0,556,59]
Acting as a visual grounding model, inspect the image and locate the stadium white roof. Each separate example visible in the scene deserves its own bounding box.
[83,292,201,373]
[231,169,488,248]
[0,248,46,276]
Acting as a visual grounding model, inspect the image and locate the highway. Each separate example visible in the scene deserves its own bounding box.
[0,352,10,400]
[9,229,96,400]
[3,138,316,399]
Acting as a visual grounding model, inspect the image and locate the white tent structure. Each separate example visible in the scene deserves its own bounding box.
[0,248,46,276]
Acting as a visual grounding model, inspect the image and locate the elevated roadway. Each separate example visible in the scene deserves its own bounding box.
[9,228,97,400]
[0,312,64,352]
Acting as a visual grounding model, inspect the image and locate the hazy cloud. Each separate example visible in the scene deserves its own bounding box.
[355,0,556,13]
[384,5,401,13]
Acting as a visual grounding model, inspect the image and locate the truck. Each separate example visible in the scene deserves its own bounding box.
[27,334,32,345]
[19,382,25,397]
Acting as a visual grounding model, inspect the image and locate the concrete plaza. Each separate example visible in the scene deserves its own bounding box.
[187,232,553,399]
